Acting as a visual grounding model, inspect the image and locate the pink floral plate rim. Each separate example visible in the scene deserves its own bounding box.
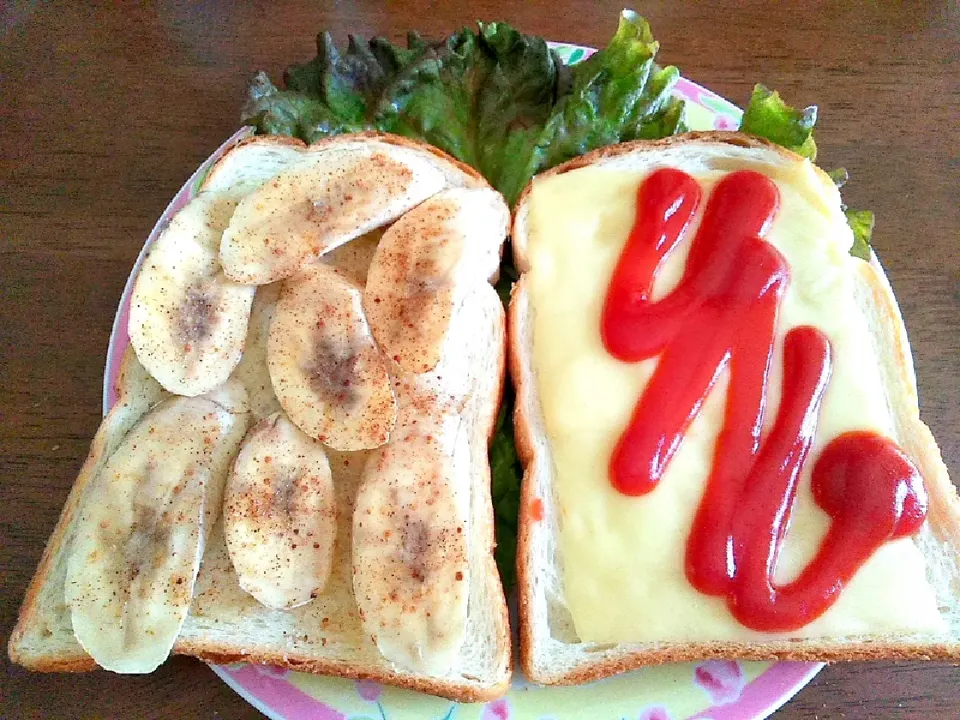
[203,661,823,720]
[102,41,822,720]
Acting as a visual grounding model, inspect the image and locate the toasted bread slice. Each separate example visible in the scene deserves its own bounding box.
[9,133,512,702]
[510,132,960,685]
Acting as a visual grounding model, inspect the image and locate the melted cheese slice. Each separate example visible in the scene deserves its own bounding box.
[526,148,945,642]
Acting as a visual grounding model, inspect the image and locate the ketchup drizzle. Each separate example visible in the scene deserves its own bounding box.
[602,168,928,632]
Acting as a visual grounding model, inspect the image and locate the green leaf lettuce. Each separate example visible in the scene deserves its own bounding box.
[489,394,523,591]
[740,84,818,161]
[243,11,683,205]
[844,209,875,261]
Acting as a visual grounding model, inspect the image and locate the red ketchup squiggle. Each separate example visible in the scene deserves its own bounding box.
[601,168,928,632]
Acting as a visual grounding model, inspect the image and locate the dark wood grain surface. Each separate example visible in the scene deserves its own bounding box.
[2,2,958,718]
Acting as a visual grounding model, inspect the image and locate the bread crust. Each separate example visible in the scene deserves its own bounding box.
[9,132,512,703]
[509,274,539,682]
[177,643,510,703]
[205,131,489,191]
[519,642,960,688]
[8,348,159,670]
[318,131,489,189]
[512,132,794,272]
[855,260,960,547]
[510,131,960,685]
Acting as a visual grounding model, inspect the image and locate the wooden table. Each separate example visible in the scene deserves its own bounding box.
[2,2,957,717]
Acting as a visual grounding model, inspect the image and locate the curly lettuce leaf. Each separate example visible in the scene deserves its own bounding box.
[845,209,875,261]
[244,12,685,206]
[375,29,490,167]
[490,389,523,591]
[473,24,560,205]
[243,32,435,141]
[375,23,564,205]
[283,33,430,125]
[827,166,849,188]
[529,11,685,177]
[243,71,366,139]
[740,84,818,161]
[495,262,519,306]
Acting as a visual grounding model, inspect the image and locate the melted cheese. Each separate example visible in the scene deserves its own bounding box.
[526,150,945,642]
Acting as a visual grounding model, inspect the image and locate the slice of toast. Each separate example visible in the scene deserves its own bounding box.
[9,133,512,702]
[510,132,960,685]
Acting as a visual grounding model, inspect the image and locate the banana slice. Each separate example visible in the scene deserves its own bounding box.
[220,146,446,285]
[231,283,283,420]
[223,412,337,610]
[129,192,256,396]
[321,228,384,286]
[268,263,397,451]
[363,187,508,373]
[64,386,249,673]
[352,409,471,675]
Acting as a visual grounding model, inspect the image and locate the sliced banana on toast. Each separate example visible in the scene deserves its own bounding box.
[64,382,249,673]
[220,146,446,285]
[364,187,509,373]
[223,412,337,610]
[11,134,513,692]
[231,283,283,421]
[352,405,471,675]
[268,263,397,451]
[129,193,256,396]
